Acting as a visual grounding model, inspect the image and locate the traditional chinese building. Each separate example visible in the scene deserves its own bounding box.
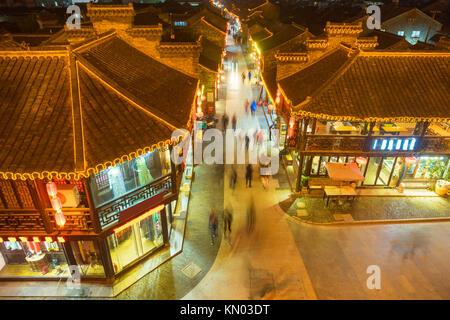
[0,5,199,282]
[273,22,450,193]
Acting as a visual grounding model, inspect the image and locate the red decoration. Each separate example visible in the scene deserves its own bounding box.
[356,157,367,165]
[55,210,66,227]
[405,156,417,165]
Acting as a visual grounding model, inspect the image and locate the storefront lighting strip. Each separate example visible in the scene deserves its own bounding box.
[114,204,165,234]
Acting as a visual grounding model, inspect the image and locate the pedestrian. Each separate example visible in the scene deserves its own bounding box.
[208,207,218,245]
[223,206,233,239]
[246,164,253,188]
[247,197,256,232]
[222,112,229,132]
[248,71,251,82]
[241,72,246,83]
[258,130,264,146]
[229,165,237,189]
[250,100,257,117]
[244,99,249,114]
[232,113,237,131]
[253,130,258,147]
[245,134,250,153]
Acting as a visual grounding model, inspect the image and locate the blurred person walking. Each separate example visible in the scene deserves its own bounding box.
[247,197,256,233]
[223,206,233,239]
[246,164,253,188]
[209,207,218,245]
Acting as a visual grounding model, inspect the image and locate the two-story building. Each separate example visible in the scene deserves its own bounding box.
[274,23,450,192]
[0,5,199,282]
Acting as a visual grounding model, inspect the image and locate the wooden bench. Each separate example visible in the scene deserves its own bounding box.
[308,177,349,190]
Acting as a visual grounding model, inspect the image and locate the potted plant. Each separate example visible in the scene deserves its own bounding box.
[301,175,310,193]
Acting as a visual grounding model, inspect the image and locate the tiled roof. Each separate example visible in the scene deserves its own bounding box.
[77,35,198,128]
[279,47,351,106]
[289,51,450,121]
[78,68,173,170]
[258,24,307,52]
[0,54,75,175]
[199,37,222,72]
[186,8,227,33]
[0,36,198,179]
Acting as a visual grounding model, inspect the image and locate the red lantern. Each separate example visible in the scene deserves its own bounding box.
[289,116,295,128]
[55,210,66,227]
[355,157,367,165]
[46,182,58,198]
[405,156,417,165]
[268,104,274,111]
[51,197,62,211]
[275,96,280,104]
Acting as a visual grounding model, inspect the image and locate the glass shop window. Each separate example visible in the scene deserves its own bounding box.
[89,149,171,207]
[411,30,420,38]
[414,157,447,180]
[310,156,320,175]
[72,241,105,277]
[318,156,328,176]
[0,240,69,278]
[107,211,164,274]
[397,31,405,36]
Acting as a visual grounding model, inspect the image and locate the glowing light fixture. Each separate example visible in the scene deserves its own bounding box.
[46,182,58,198]
[405,157,417,165]
[355,157,367,165]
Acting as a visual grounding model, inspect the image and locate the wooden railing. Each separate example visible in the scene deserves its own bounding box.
[96,174,172,229]
[0,209,47,232]
[45,208,93,232]
[303,135,450,154]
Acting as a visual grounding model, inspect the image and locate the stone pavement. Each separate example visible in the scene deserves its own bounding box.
[288,220,450,299]
[281,195,450,223]
[182,35,317,300]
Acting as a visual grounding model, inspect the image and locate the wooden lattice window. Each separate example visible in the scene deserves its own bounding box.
[95,171,110,191]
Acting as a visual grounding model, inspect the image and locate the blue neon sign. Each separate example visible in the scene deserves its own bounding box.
[371,137,418,151]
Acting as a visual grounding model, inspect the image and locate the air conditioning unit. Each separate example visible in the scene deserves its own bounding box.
[56,184,81,208]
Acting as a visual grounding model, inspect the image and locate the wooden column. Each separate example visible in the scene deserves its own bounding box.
[295,118,309,192]
[32,180,53,234]
[83,178,101,234]
[160,206,169,245]
[169,145,178,195]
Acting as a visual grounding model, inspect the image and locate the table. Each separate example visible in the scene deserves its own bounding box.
[25,253,47,272]
[323,186,357,207]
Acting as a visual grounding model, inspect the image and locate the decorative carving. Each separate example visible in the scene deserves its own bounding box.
[46,209,93,231]
[0,210,46,232]
[422,136,450,153]
[96,174,172,229]
[305,135,366,151]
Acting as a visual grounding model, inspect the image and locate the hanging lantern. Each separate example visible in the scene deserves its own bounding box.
[355,157,367,166]
[51,197,62,211]
[268,104,274,111]
[289,116,295,128]
[275,96,280,104]
[46,181,58,198]
[55,210,66,227]
[197,89,201,97]
[276,89,281,97]
[405,156,417,165]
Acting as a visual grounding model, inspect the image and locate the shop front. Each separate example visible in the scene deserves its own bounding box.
[306,154,449,188]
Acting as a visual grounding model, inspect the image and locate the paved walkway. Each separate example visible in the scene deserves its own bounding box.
[182,34,317,300]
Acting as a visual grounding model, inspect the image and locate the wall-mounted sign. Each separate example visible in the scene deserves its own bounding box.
[371,137,418,152]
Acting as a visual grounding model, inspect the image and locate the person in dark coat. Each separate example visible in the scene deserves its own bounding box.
[246,164,253,188]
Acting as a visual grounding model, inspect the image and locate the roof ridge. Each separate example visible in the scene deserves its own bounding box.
[76,57,178,131]
[294,46,359,109]
[71,30,116,53]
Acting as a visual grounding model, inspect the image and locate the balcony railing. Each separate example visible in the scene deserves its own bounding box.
[45,208,93,232]
[96,174,172,229]
[304,135,450,154]
[0,209,46,232]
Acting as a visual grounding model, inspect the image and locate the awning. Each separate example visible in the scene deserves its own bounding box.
[325,162,365,181]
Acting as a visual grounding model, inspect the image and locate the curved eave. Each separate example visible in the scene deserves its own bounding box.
[290,109,450,123]
[0,135,186,181]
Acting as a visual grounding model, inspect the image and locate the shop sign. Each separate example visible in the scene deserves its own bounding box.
[370,137,418,152]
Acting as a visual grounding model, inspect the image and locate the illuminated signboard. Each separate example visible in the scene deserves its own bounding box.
[371,137,418,152]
